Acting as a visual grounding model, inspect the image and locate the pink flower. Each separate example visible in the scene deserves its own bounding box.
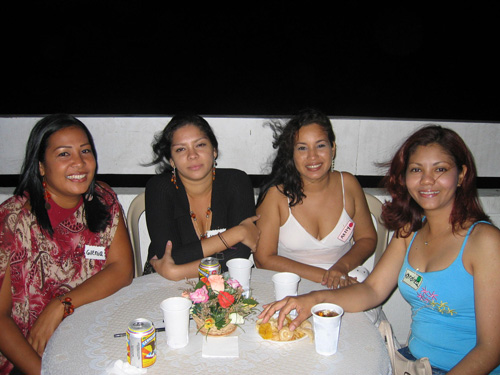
[190,285,209,303]
[227,278,241,289]
[208,274,225,293]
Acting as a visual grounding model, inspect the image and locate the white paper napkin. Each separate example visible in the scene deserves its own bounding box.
[105,359,148,374]
[201,336,239,358]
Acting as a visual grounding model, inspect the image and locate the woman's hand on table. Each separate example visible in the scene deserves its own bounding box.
[258,291,323,331]
[321,264,358,289]
[27,297,65,356]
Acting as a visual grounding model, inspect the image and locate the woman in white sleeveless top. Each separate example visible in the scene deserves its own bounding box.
[255,108,377,289]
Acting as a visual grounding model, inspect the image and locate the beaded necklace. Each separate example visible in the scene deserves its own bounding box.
[190,207,212,240]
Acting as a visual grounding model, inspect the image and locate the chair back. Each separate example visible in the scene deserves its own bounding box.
[126,192,147,277]
[364,193,390,265]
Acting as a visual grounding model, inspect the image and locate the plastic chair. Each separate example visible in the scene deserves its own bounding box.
[364,193,390,265]
[126,192,146,277]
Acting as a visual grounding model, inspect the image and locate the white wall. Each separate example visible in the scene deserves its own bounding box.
[1,116,500,177]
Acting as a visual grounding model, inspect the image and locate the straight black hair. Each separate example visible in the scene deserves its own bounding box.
[14,114,110,235]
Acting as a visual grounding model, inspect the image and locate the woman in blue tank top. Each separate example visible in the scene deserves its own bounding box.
[259,125,500,374]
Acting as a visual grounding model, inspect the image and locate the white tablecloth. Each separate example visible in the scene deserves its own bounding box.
[42,269,391,375]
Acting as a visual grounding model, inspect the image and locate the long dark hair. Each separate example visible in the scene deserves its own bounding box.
[148,113,219,174]
[257,108,335,207]
[381,124,489,236]
[14,114,110,235]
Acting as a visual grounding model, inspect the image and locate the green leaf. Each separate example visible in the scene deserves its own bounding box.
[194,280,206,289]
[242,298,258,305]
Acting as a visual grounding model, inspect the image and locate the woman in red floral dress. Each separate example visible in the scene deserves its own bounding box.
[0,114,134,374]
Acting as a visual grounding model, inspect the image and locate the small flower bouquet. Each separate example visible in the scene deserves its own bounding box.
[183,274,258,336]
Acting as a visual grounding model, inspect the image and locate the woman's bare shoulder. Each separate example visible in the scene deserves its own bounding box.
[338,171,363,191]
[461,222,500,277]
[467,222,500,248]
[257,186,287,211]
[263,185,287,200]
[338,170,356,179]
[397,224,415,245]
[337,171,366,206]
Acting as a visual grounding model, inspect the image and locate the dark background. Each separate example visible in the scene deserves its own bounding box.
[1,2,499,121]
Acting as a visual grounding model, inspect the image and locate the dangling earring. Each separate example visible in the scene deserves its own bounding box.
[85,189,94,201]
[42,180,51,210]
[171,167,178,189]
[331,158,335,172]
[212,161,217,181]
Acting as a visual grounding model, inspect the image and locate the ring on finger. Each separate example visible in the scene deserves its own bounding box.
[340,275,346,280]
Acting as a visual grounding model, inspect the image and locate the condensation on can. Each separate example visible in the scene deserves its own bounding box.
[198,256,221,278]
[127,318,156,368]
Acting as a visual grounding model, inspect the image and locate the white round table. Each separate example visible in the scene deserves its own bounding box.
[42,269,391,374]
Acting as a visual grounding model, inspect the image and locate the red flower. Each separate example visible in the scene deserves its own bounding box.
[217,291,235,308]
[200,277,209,285]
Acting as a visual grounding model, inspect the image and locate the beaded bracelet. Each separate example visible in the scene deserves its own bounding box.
[59,296,75,319]
[218,232,230,249]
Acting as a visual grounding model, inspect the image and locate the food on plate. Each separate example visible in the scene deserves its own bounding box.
[256,315,313,342]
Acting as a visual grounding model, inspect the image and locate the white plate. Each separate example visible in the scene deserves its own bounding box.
[256,316,312,344]
[259,332,309,344]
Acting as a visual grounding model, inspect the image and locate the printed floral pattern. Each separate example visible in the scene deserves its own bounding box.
[416,286,456,316]
[0,184,120,372]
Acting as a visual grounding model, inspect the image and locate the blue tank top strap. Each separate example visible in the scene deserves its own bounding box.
[405,231,418,261]
[458,220,492,256]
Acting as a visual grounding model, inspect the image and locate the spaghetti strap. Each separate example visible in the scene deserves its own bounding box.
[459,220,492,255]
[340,172,345,208]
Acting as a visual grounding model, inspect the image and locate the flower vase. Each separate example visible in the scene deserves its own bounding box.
[193,315,237,336]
